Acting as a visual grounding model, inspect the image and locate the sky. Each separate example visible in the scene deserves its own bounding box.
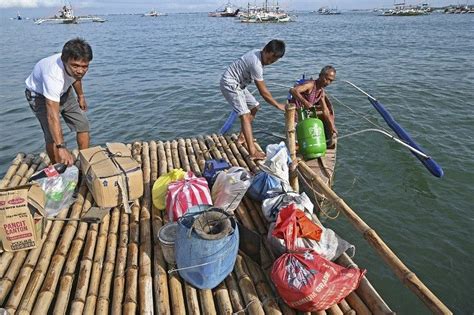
[0,0,465,15]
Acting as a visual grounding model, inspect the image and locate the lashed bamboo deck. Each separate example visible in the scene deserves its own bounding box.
[0,134,393,314]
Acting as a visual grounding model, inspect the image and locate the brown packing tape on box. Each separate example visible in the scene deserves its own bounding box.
[0,183,46,252]
[79,143,143,212]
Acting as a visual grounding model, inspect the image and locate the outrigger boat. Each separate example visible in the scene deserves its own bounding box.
[0,113,451,314]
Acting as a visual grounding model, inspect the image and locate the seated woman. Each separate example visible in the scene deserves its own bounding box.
[289,65,337,148]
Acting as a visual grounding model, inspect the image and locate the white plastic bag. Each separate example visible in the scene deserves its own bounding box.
[261,191,314,222]
[264,142,290,185]
[32,165,79,217]
[211,167,252,213]
[267,223,355,261]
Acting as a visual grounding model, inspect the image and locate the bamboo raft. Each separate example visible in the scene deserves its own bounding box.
[0,108,451,313]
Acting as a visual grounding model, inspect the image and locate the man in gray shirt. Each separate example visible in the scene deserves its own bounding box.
[220,39,286,160]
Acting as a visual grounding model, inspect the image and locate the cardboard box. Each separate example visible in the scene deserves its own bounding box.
[0,184,46,252]
[79,143,143,210]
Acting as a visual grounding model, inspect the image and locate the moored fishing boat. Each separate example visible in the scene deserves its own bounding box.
[0,123,451,313]
[34,4,106,25]
[208,2,240,17]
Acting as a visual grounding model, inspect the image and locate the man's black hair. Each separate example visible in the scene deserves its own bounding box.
[263,39,285,58]
[61,38,93,63]
[320,65,336,76]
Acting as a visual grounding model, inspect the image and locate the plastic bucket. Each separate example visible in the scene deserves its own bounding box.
[175,208,239,289]
[158,222,178,264]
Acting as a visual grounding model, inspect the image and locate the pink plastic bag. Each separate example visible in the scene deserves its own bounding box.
[166,171,212,221]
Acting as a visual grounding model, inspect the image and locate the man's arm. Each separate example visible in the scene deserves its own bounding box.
[45,98,74,165]
[72,80,87,111]
[289,81,314,109]
[254,80,285,111]
[319,91,337,134]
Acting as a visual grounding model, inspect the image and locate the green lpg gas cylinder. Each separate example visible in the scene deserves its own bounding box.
[296,107,326,160]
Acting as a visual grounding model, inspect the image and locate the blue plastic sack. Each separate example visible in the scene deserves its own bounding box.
[175,208,239,289]
[246,171,282,202]
[203,159,230,187]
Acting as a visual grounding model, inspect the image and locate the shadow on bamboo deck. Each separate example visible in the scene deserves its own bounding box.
[0,134,392,314]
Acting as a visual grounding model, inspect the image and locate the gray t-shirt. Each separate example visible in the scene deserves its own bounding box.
[221,49,264,88]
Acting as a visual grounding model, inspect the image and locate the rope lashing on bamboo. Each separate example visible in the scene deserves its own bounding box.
[232,296,279,315]
[295,163,340,220]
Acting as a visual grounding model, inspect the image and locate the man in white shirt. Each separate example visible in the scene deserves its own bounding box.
[220,39,286,160]
[25,38,93,166]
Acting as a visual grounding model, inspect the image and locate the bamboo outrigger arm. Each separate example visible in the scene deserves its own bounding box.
[297,161,452,315]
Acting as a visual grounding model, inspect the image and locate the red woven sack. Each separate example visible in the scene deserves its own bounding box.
[166,171,213,221]
[270,205,366,311]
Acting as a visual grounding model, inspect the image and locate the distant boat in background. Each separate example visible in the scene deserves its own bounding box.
[143,9,167,17]
[382,2,432,16]
[444,4,474,13]
[239,0,295,23]
[318,6,342,15]
[208,2,240,17]
[35,4,106,25]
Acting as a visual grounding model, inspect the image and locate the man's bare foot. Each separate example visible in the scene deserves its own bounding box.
[250,151,266,161]
[237,134,245,145]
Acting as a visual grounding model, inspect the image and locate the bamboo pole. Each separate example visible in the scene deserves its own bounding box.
[123,201,140,314]
[345,292,373,315]
[233,255,265,315]
[157,141,167,176]
[211,134,230,162]
[242,198,267,235]
[200,289,217,315]
[8,154,35,187]
[53,192,94,315]
[225,273,245,312]
[197,137,212,160]
[165,141,174,173]
[223,136,249,171]
[153,141,171,315]
[285,103,299,192]
[32,183,89,314]
[217,136,240,167]
[229,135,259,174]
[16,208,68,314]
[20,153,47,185]
[111,207,130,315]
[337,299,356,315]
[243,255,282,315]
[204,135,223,160]
[69,220,99,315]
[298,161,452,315]
[83,212,111,314]
[150,140,158,182]
[336,253,392,314]
[178,138,191,172]
[191,138,206,172]
[171,140,180,169]
[0,153,25,189]
[214,281,233,315]
[185,138,202,176]
[138,141,154,314]
[95,207,120,314]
